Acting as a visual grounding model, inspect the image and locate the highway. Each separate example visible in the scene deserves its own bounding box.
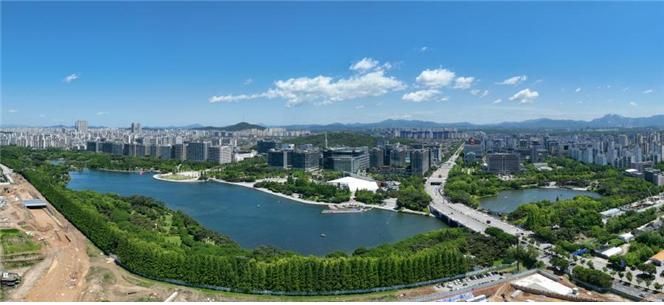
[425,147,530,237]
[426,148,663,299]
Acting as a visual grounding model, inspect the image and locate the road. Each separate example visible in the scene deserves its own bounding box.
[425,151,663,299]
[425,147,530,237]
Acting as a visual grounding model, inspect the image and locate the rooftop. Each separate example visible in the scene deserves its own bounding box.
[22,199,48,208]
[651,250,664,261]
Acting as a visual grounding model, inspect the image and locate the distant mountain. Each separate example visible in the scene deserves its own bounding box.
[5,114,662,130]
[193,122,266,131]
[280,119,476,131]
[277,114,664,131]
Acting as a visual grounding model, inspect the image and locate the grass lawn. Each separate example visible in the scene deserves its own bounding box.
[0,228,41,255]
[161,174,197,181]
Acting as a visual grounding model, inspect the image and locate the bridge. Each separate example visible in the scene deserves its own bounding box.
[426,148,530,237]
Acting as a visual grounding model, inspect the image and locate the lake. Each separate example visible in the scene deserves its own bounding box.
[479,187,601,214]
[67,169,446,256]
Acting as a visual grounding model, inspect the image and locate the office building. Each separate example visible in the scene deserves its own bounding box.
[486,153,520,174]
[463,137,483,155]
[186,142,209,162]
[644,168,664,186]
[111,142,124,155]
[86,141,99,153]
[257,140,278,154]
[370,147,384,168]
[208,145,232,164]
[322,147,369,173]
[291,150,320,171]
[267,149,289,168]
[267,149,320,171]
[173,143,187,161]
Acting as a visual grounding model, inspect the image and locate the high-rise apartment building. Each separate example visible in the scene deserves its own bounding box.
[410,149,430,175]
[130,122,142,134]
[75,120,88,133]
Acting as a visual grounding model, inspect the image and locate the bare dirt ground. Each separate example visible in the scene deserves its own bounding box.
[2,174,90,301]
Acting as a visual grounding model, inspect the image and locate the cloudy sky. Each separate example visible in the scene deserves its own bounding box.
[2,2,663,127]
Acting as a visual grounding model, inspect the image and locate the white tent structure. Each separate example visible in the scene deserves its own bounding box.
[327,177,379,193]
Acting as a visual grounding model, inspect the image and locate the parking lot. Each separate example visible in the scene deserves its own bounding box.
[434,272,505,292]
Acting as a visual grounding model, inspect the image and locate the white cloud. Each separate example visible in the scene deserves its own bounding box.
[419,46,429,52]
[575,87,582,93]
[470,89,489,97]
[355,105,365,109]
[643,89,654,94]
[210,68,405,107]
[415,68,456,88]
[243,78,253,85]
[509,88,539,104]
[454,76,475,89]
[96,111,108,116]
[350,57,380,72]
[63,73,79,83]
[7,109,18,113]
[402,89,444,102]
[629,101,638,107]
[497,75,527,85]
[492,99,502,104]
[209,93,267,103]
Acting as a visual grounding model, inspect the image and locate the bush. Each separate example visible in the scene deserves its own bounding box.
[573,266,613,288]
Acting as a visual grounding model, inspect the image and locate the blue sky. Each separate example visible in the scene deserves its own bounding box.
[2,2,663,127]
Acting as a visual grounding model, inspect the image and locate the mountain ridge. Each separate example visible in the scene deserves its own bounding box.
[3,114,663,130]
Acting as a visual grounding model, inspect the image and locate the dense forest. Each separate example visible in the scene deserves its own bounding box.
[0,146,518,294]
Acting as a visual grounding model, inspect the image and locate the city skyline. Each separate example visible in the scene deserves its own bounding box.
[2,2,663,127]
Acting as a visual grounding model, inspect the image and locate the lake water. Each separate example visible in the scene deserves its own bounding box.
[479,188,601,214]
[67,170,446,255]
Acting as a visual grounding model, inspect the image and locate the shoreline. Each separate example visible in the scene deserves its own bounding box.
[209,178,431,216]
[97,168,160,174]
[86,169,430,217]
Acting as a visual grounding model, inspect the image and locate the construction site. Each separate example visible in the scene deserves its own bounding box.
[0,168,192,301]
[0,165,640,302]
